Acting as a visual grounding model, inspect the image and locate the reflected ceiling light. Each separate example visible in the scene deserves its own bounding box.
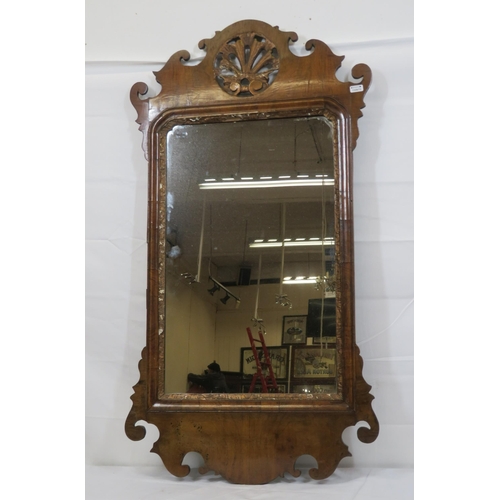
[276,203,292,309]
[207,276,241,307]
[207,283,221,295]
[220,293,231,305]
[198,174,334,190]
[181,272,197,284]
[249,237,335,248]
[315,273,336,293]
[275,293,292,308]
[283,276,318,284]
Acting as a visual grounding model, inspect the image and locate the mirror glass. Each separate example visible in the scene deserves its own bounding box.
[164,116,337,395]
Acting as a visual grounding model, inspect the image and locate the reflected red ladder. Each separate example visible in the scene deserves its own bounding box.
[246,327,279,393]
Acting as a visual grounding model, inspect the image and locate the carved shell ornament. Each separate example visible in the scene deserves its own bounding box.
[214,32,279,96]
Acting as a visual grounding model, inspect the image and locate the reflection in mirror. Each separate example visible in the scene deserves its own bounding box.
[164,117,337,395]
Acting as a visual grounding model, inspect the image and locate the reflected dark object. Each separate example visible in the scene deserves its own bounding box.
[207,276,240,304]
[208,283,221,295]
[220,293,231,305]
[238,267,252,286]
[187,361,229,393]
[307,298,336,338]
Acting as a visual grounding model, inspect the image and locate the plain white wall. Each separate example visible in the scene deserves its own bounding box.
[85,0,413,469]
[85,0,413,62]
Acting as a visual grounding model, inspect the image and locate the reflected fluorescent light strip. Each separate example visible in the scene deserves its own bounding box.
[199,174,334,189]
[283,277,317,284]
[249,237,335,248]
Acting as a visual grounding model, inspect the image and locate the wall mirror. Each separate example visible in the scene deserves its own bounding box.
[126,19,378,484]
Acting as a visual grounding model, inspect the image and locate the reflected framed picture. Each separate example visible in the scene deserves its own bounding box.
[292,382,336,394]
[241,383,288,394]
[240,346,289,380]
[282,315,307,345]
[291,346,336,378]
[312,336,336,345]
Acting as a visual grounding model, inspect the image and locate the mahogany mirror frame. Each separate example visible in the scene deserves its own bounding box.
[125,19,379,485]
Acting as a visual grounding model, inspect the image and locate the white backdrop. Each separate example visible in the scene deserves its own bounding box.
[85,0,413,476]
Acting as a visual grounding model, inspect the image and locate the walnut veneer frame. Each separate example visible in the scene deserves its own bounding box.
[125,19,378,484]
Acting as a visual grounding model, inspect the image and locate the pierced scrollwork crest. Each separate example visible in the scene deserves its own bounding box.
[214,32,279,96]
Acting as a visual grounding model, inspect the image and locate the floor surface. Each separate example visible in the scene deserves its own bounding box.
[86,466,413,499]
